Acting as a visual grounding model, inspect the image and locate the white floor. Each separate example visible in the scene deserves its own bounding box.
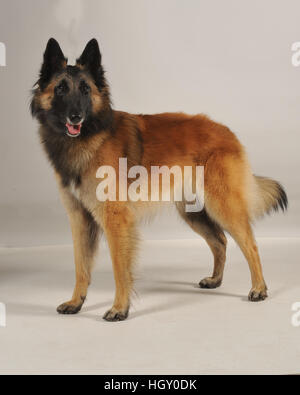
[0,238,299,375]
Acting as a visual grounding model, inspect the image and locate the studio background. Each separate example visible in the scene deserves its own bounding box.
[0,0,300,376]
[0,0,299,246]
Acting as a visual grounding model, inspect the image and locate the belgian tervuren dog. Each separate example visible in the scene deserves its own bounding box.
[31,38,287,321]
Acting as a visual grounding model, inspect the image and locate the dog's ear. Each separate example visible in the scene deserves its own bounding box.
[39,38,66,88]
[76,39,104,88]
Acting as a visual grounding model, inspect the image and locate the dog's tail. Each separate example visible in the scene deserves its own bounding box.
[249,175,288,220]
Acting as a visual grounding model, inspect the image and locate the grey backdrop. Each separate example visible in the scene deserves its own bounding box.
[0,0,299,247]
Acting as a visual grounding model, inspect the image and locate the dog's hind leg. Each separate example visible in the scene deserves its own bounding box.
[176,203,227,289]
[56,186,101,314]
[204,152,268,301]
[208,203,267,301]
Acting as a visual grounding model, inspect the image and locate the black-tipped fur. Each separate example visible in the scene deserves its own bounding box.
[39,38,67,90]
[83,208,100,253]
[254,175,288,218]
[76,38,105,90]
[276,182,288,212]
[31,38,114,187]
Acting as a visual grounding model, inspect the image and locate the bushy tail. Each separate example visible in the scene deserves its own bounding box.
[250,175,288,220]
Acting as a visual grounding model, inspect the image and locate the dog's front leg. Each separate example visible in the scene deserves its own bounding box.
[56,184,101,314]
[100,202,138,322]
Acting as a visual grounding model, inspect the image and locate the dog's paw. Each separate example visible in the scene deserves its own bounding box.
[57,301,83,315]
[199,277,222,289]
[248,288,268,302]
[103,307,129,322]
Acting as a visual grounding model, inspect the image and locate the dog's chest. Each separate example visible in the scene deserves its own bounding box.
[68,180,81,201]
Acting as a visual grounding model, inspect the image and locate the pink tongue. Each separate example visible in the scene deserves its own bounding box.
[66,123,81,135]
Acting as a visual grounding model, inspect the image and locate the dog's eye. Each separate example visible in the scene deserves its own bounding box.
[55,82,67,96]
[80,82,90,95]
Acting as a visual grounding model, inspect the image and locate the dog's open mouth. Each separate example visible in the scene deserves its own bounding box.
[65,122,82,137]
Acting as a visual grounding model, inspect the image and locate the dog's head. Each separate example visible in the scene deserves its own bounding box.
[31,38,112,138]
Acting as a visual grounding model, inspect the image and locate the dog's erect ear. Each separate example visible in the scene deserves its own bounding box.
[39,38,66,88]
[76,39,104,88]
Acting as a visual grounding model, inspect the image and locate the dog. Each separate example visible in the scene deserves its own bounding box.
[31,38,287,321]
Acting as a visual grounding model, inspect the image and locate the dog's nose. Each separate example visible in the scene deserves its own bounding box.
[70,114,83,124]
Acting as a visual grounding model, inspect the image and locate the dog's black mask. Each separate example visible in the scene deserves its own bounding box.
[31,38,113,139]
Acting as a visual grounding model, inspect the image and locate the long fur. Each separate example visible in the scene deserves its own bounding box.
[254,176,288,217]
[30,38,288,321]
[249,175,288,220]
